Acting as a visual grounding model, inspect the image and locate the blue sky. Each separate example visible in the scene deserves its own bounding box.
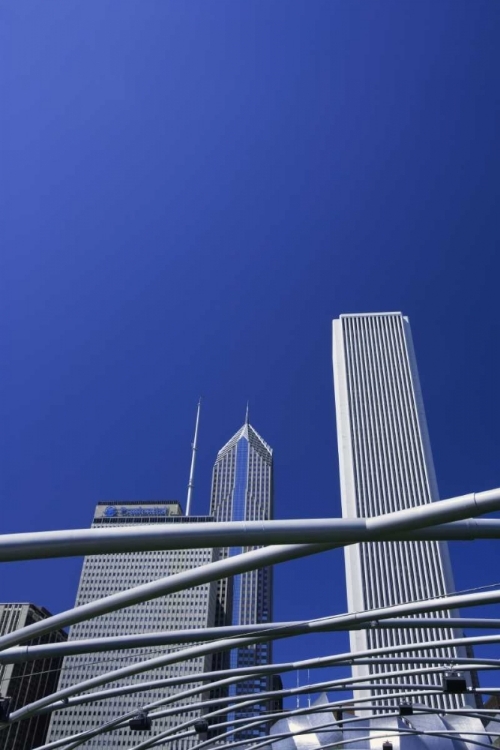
[2,1,500,701]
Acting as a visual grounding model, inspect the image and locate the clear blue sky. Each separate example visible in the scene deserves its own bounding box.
[2,1,500,700]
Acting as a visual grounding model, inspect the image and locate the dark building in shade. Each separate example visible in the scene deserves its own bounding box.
[0,603,67,750]
[268,674,284,715]
[209,416,274,739]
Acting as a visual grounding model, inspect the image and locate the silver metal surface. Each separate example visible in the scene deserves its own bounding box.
[1,503,500,563]
[1,489,498,654]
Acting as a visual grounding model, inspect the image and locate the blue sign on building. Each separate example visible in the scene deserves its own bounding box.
[103,506,169,517]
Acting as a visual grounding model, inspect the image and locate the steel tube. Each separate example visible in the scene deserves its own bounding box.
[18,645,500,722]
[0,514,499,565]
[2,489,498,652]
[1,488,500,562]
[0,574,500,664]
[124,690,441,750]
[10,620,500,725]
[36,653,499,717]
[36,678,440,750]
[3,611,500,664]
[140,668,452,722]
[35,677,495,750]
[32,672,256,750]
[102,702,500,750]
[0,542,332,650]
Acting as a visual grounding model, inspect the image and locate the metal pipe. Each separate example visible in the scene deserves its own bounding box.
[122,689,441,750]
[0,519,363,561]
[34,652,499,718]
[0,542,331,650]
[1,488,500,562]
[8,630,278,722]
[35,674,497,750]
[10,620,500,725]
[18,643,500,724]
[47,695,490,750]
[134,698,500,750]
[35,678,441,750]
[0,515,497,565]
[1,488,498,651]
[40,678,285,750]
[32,671,256,750]
[140,669,451,720]
[193,720,497,750]
[38,663,450,728]
[4,583,500,665]
[4,610,500,664]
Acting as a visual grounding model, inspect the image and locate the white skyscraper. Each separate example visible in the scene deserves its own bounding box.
[46,501,218,749]
[332,312,473,710]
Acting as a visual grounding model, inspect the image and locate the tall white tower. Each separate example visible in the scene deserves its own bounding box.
[332,312,472,710]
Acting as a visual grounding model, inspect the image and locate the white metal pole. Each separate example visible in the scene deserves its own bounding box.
[186,398,201,517]
[4,614,500,664]
[2,488,500,651]
[1,495,500,563]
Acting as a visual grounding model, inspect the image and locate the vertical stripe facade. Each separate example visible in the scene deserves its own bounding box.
[333,313,472,710]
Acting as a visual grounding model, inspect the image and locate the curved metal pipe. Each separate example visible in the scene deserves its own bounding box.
[3,614,500,664]
[33,651,500,718]
[11,618,500,725]
[1,488,500,563]
[2,488,497,652]
[4,584,500,666]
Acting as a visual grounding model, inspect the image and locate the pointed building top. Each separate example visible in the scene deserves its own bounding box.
[216,418,272,459]
[245,401,249,425]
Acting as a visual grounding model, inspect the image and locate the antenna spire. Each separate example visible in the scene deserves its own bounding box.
[186,398,201,517]
[245,401,249,425]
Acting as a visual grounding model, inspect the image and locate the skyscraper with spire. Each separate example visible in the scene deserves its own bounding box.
[209,410,274,739]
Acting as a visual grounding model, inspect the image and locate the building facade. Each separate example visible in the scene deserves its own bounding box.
[209,418,274,739]
[46,501,218,749]
[0,603,67,750]
[332,312,473,710]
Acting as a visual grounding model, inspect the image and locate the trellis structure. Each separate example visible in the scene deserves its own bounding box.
[1,488,500,749]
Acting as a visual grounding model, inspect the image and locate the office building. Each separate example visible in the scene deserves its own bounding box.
[210,415,274,739]
[0,603,67,750]
[46,501,218,749]
[332,312,473,710]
